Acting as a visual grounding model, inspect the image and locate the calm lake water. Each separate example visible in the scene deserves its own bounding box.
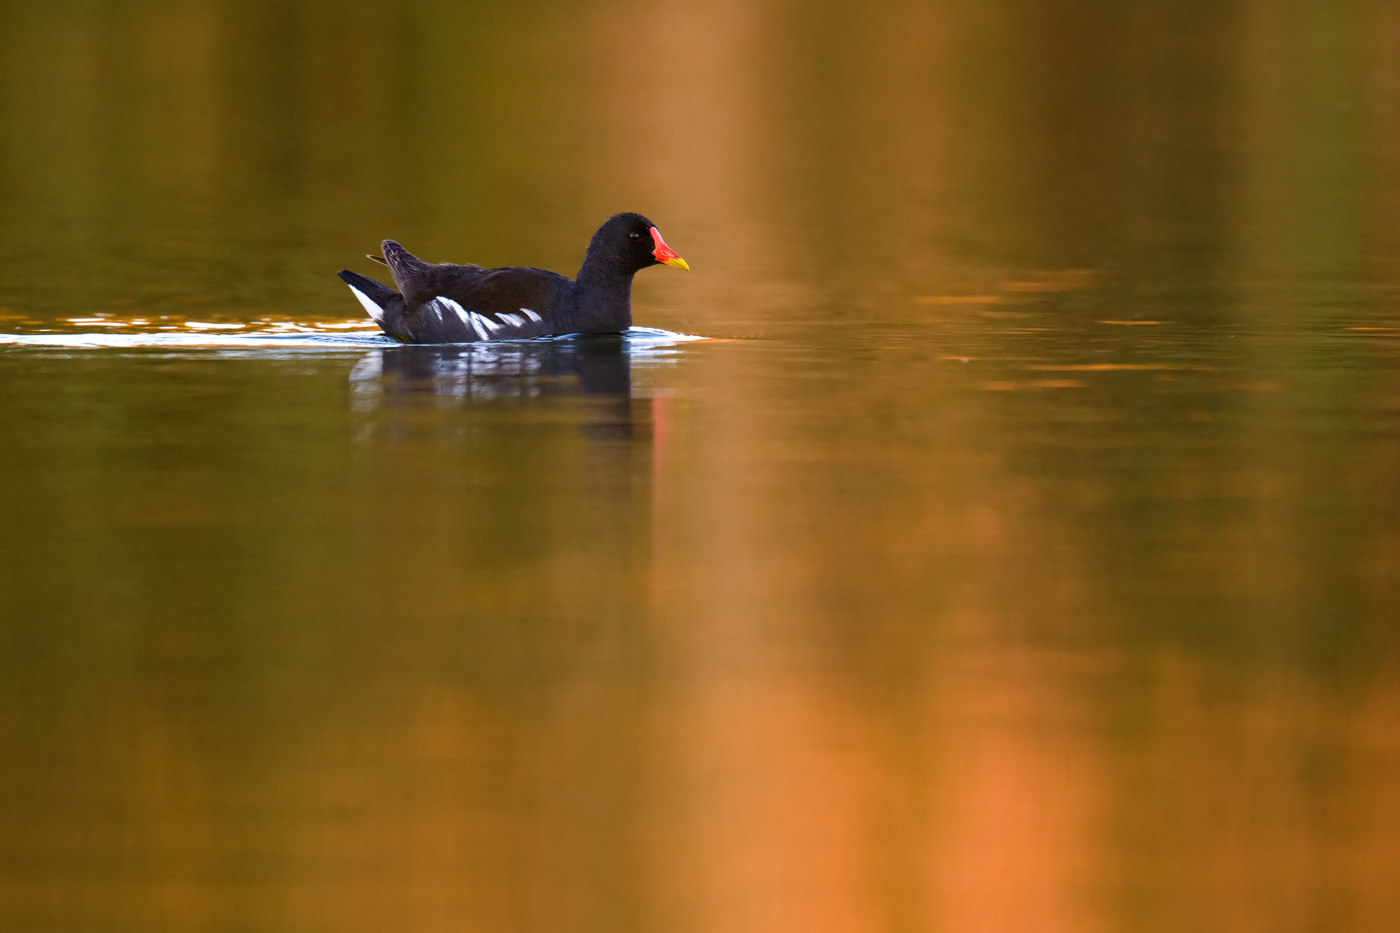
[3,1,1400,931]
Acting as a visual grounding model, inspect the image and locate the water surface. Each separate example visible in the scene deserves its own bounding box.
[3,1,1400,932]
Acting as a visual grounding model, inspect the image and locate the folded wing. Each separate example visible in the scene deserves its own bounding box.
[347,241,573,343]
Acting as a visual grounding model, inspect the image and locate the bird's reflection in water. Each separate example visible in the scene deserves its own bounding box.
[349,335,646,442]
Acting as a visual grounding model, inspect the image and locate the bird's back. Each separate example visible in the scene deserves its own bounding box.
[352,241,571,342]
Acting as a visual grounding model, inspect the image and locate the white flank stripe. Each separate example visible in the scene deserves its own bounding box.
[520,308,542,323]
[440,297,470,324]
[347,285,385,323]
[468,313,489,340]
[475,313,501,333]
[498,313,523,327]
[430,300,445,321]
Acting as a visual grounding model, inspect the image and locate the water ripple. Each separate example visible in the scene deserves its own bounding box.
[0,323,706,354]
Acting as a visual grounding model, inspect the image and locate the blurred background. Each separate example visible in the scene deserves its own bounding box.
[2,1,1399,931]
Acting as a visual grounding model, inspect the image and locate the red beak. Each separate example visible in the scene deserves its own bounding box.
[650,227,690,270]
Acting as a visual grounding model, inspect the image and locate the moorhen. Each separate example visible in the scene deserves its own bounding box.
[338,212,688,343]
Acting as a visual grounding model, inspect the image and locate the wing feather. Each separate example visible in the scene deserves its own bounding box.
[375,243,571,342]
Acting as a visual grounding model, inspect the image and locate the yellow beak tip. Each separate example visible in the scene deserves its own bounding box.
[664,256,690,271]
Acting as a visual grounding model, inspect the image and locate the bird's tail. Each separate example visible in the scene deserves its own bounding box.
[337,269,400,327]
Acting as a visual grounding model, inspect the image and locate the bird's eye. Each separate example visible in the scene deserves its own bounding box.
[629,232,641,239]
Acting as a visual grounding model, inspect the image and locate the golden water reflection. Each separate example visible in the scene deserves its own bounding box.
[5,641,1396,932]
[3,0,1400,929]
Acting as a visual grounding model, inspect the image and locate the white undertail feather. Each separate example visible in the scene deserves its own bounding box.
[347,285,385,324]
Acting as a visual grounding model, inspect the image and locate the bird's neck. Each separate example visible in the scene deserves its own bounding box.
[571,261,634,332]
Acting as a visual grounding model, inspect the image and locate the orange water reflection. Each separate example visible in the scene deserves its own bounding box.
[3,0,1400,930]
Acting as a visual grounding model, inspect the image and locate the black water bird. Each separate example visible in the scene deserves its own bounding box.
[337,212,689,344]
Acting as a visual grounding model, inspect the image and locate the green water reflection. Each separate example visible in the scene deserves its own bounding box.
[3,0,1400,931]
